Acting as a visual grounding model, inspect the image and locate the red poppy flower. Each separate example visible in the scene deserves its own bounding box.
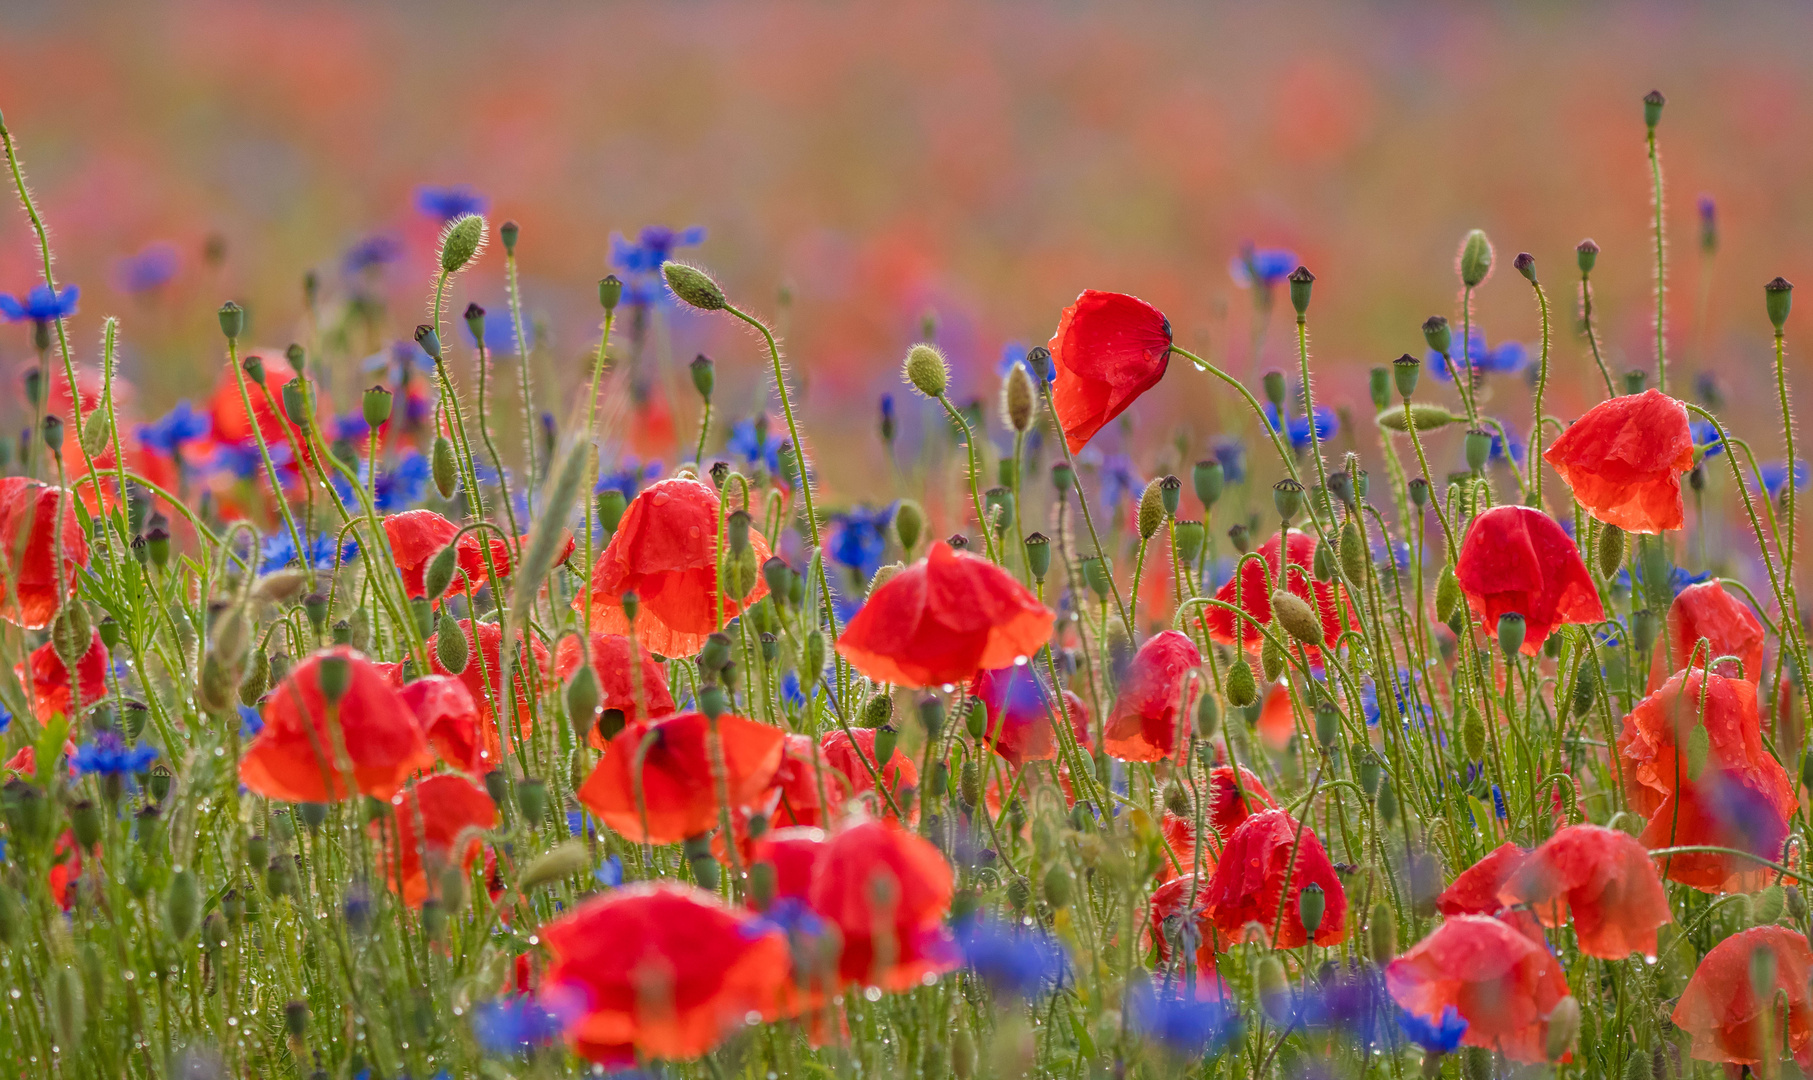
[1148,874,1232,1000]
[240,646,435,803]
[1437,842,1529,917]
[837,542,1053,687]
[1206,765,1276,837]
[577,711,786,845]
[541,882,789,1061]
[1454,505,1603,654]
[427,618,553,762]
[768,734,847,829]
[1673,925,1813,1071]
[745,827,838,1017]
[0,478,88,629]
[376,773,496,907]
[1201,808,1346,950]
[819,727,919,814]
[1103,631,1202,763]
[1386,914,1573,1064]
[574,477,772,658]
[384,510,512,599]
[1155,811,1217,884]
[808,818,958,991]
[1203,531,1343,658]
[15,630,108,721]
[1255,679,1296,751]
[1649,580,1766,692]
[1496,824,1672,959]
[1617,668,1796,892]
[971,664,1090,768]
[209,356,304,448]
[1543,389,1694,533]
[398,675,485,774]
[553,631,677,748]
[748,825,826,906]
[49,830,82,910]
[1046,290,1173,453]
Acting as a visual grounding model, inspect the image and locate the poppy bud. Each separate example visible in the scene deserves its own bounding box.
[1597,522,1626,578]
[1192,459,1224,508]
[1173,520,1204,565]
[359,384,393,429]
[516,778,548,824]
[1458,229,1494,288]
[318,655,351,705]
[1052,461,1075,492]
[435,614,468,674]
[1287,266,1315,316]
[1003,362,1035,432]
[858,693,891,729]
[1789,886,1808,922]
[904,343,949,398]
[1273,590,1324,647]
[1042,863,1072,909]
[1461,706,1486,762]
[1545,996,1580,1063]
[663,262,726,311]
[1226,656,1258,708]
[1408,477,1429,508]
[1330,522,1363,584]
[265,855,297,898]
[1313,702,1339,748]
[697,632,732,675]
[1435,566,1462,622]
[1367,366,1391,410]
[1256,956,1291,1021]
[918,694,945,738]
[167,867,201,940]
[689,354,715,401]
[1272,479,1304,524]
[1766,276,1794,331]
[1137,482,1165,540]
[431,435,457,499]
[68,798,101,849]
[597,488,628,535]
[218,301,245,340]
[39,414,61,457]
[1755,883,1786,924]
[1571,656,1599,717]
[1643,88,1665,130]
[50,964,84,1055]
[958,759,982,808]
[1024,532,1051,580]
[1514,252,1538,284]
[1082,556,1112,599]
[1623,369,1647,394]
[298,801,329,831]
[439,214,486,274]
[566,665,601,740]
[1313,539,1336,582]
[1261,370,1287,409]
[414,323,443,362]
[802,629,827,685]
[599,274,622,312]
[873,725,899,770]
[1368,902,1397,965]
[1497,612,1526,657]
[1631,608,1659,658]
[440,861,469,912]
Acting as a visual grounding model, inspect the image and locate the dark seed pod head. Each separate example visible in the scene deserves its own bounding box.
[1287,265,1315,316]
[1643,89,1666,130]
[1766,276,1794,331]
[1157,474,1183,519]
[413,323,443,361]
[1227,522,1251,554]
[1025,345,1053,382]
[689,353,715,401]
[218,301,245,340]
[1272,478,1305,524]
[362,385,393,428]
[598,274,622,312]
[463,303,486,344]
[1513,252,1537,285]
[1393,354,1421,399]
[499,219,520,255]
[1420,315,1452,356]
[1024,532,1051,580]
[1576,238,1600,274]
[1192,459,1224,508]
[241,352,266,387]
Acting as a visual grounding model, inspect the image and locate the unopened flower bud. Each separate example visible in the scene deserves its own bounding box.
[903,343,949,398]
[690,354,715,401]
[663,262,726,310]
[1643,89,1666,131]
[435,614,469,674]
[1003,362,1035,432]
[1459,229,1494,288]
[464,302,486,345]
[499,219,519,255]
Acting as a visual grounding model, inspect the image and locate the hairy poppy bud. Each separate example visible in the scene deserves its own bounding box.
[1313,538,1336,582]
[439,214,486,274]
[903,343,949,398]
[218,301,244,340]
[1272,479,1304,524]
[414,323,444,362]
[1597,522,1626,578]
[1571,655,1599,717]
[1193,459,1224,508]
[1003,362,1035,432]
[1024,532,1051,580]
[499,219,519,255]
[959,759,982,807]
[1042,863,1072,909]
[918,694,945,738]
[1258,632,1283,681]
[1435,566,1462,622]
[663,262,726,310]
[1226,656,1257,708]
[1461,706,1487,762]
[1643,88,1665,130]
[1755,883,1786,924]
[1576,238,1600,274]
[1368,902,1397,964]
[167,868,201,940]
[431,435,457,499]
[1137,482,1165,540]
[891,498,925,554]
[1766,276,1794,331]
[239,646,271,704]
[597,488,628,535]
[1272,590,1323,647]
[1287,265,1315,316]
[516,777,548,824]
[435,614,468,674]
[1513,252,1538,284]
[424,543,459,602]
[1262,370,1287,408]
[1459,229,1494,288]
[1298,881,1327,934]
[1082,556,1112,599]
[1631,608,1659,658]
[801,630,827,686]
[1313,702,1339,748]
[689,354,715,401]
[50,964,84,1055]
[1338,520,1366,582]
[1052,461,1075,491]
[566,665,600,741]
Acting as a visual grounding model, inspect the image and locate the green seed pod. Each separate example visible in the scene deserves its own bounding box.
[1755,884,1786,925]
[872,725,899,771]
[1262,370,1287,407]
[1545,996,1580,1063]
[1598,522,1626,578]
[1368,902,1397,965]
[903,343,949,398]
[1375,403,1458,433]
[1461,706,1487,762]
[439,213,487,274]
[424,543,459,601]
[1571,656,1599,717]
[663,262,726,311]
[1226,657,1258,708]
[688,353,715,401]
[598,488,628,536]
[166,868,202,940]
[1497,612,1527,658]
[1272,479,1304,524]
[1313,539,1336,582]
[1024,532,1052,580]
[1194,693,1220,740]
[266,856,297,899]
[1632,608,1660,658]
[1298,882,1327,935]
[50,964,85,1055]
[1193,460,1224,508]
[959,760,982,807]
[1464,428,1492,473]
[218,301,245,340]
[318,654,351,703]
[1435,567,1462,622]
[435,614,469,674]
[1042,863,1072,909]
[1459,229,1494,288]
[891,497,926,555]
[1357,754,1382,798]
[597,273,622,311]
[432,435,458,499]
[1514,251,1539,285]
[915,694,945,739]
[1260,633,1287,682]
[1369,366,1392,410]
[1577,238,1600,275]
[1272,590,1324,647]
[1767,276,1794,331]
[1378,778,1398,825]
[1172,521,1204,566]
[516,778,548,824]
[1643,88,1665,130]
[70,799,102,849]
[1256,956,1291,1020]
[1312,703,1339,748]
[1288,265,1315,315]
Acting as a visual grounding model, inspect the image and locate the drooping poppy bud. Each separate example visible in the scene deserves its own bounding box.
[1543,389,1693,533]
[1203,532,1343,664]
[1454,505,1603,655]
[1045,290,1172,453]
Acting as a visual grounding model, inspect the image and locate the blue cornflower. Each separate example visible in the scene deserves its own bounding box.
[416,185,487,223]
[1759,460,1810,498]
[594,853,623,888]
[470,308,531,357]
[1619,561,1710,599]
[596,458,662,500]
[1296,965,1388,1048]
[343,234,403,275]
[1213,438,1246,484]
[880,394,896,428]
[610,225,707,275]
[73,733,158,775]
[781,670,807,709]
[261,530,358,574]
[1690,418,1725,458]
[997,342,1054,384]
[726,418,784,474]
[0,699,10,734]
[138,401,210,455]
[237,705,264,738]
[375,452,431,512]
[1361,669,1430,730]
[114,244,180,295]
[1127,980,1241,1057]
[1397,1005,1467,1053]
[1229,245,1298,288]
[470,997,565,1057]
[0,283,79,323]
[956,917,1067,999]
[332,413,370,443]
[206,440,266,480]
[1100,454,1143,511]
[1428,330,1527,380]
[1492,785,1508,820]
[829,504,895,581]
[1263,403,1338,452]
[1486,423,1525,466]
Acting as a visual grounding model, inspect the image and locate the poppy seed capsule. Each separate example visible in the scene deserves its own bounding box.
[1193,459,1224,507]
[439,213,486,274]
[1003,362,1035,432]
[413,323,443,361]
[1272,590,1324,647]
[1514,252,1538,284]
[598,274,621,311]
[1408,477,1430,508]
[872,725,899,770]
[1497,613,1527,657]
[1262,370,1287,408]
[362,385,393,427]
[663,262,726,310]
[689,354,715,401]
[431,435,457,499]
[1766,276,1794,330]
[1459,229,1494,287]
[903,342,949,398]
[1024,532,1051,580]
[1173,520,1204,565]
[499,219,519,255]
[1298,882,1327,935]
[1272,479,1305,524]
[166,868,201,940]
[698,632,733,674]
[1421,316,1452,358]
[916,694,945,738]
[1643,88,1666,130]
[218,300,244,340]
[1368,902,1396,964]
[1137,483,1165,540]
[1313,703,1339,748]
[435,614,468,673]
[1368,366,1391,410]
[597,488,628,534]
[1051,461,1075,492]
[1158,474,1182,519]
[463,302,485,344]
[1082,556,1112,599]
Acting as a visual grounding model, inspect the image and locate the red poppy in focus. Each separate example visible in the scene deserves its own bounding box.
[1454,505,1603,654]
[574,477,772,658]
[541,882,788,1061]
[809,818,958,991]
[819,728,919,815]
[1617,668,1797,892]
[1543,389,1694,533]
[15,630,108,720]
[1103,631,1202,763]
[1386,914,1573,1064]
[1203,531,1343,659]
[577,711,785,845]
[1673,925,1813,1071]
[1202,808,1346,950]
[553,631,677,748]
[240,646,435,803]
[767,734,847,829]
[1648,580,1766,692]
[1497,824,1672,959]
[383,510,513,599]
[971,664,1090,769]
[427,618,553,762]
[1206,765,1276,837]
[1437,842,1528,917]
[0,478,88,628]
[837,542,1052,687]
[1046,290,1173,453]
[398,674,485,774]
[377,773,496,907]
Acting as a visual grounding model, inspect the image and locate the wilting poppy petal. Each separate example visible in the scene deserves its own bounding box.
[577,711,785,845]
[1649,580,1766,692]
[1673,925,1813,1071]
[377,773,496,907]
[819,728,919,818]
[1202,808,1346,950]
[541,882,789,1061]
[0,478,88,628]
[809,818,958,991]
[1206,765,1276,837]
[15,630,108,721]
[970,665,1089,769]
[1497,824,1672,959]
[1203,531,1344,661]
[1454,505,1603,654]
[1103,631,1202,763]
[1046,290,1173,453]
[1437,842,1528,918]
[574,477,772,658]
[398,674,485,774]
[1543,389,1693,533]
[1386,915,1573,1064]
[837,542,1053,687]
[240,646,435,803]
[554,631,678,747]
[427,618,553,765]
